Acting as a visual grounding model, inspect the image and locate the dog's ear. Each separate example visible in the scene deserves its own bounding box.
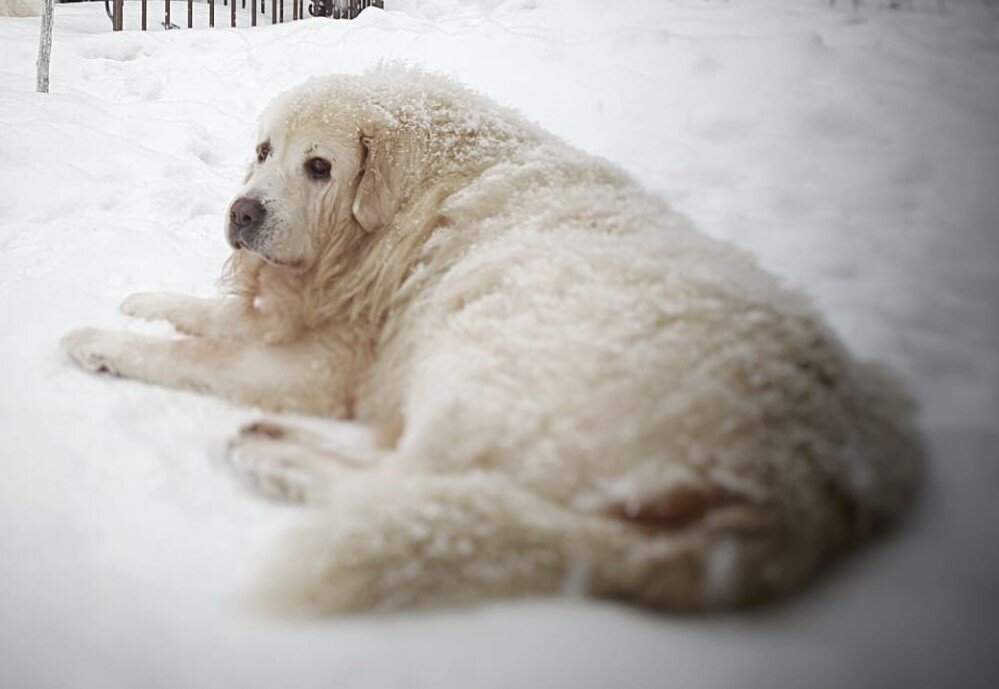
[351,134,397,233]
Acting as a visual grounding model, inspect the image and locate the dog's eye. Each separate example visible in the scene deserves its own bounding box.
[305,157,332,181]
[256,142,271,164]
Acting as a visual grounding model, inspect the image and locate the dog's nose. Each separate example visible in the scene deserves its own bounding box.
[227,197,266,248]
[230,197,266,229]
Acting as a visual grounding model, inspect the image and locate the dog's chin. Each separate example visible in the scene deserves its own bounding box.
[235,244,307,272]
[255,251,307,271]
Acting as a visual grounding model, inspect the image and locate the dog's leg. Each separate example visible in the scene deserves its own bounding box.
[249,471,815,614]
[247,471,632,613]
[61,327,344,414]
[120,292,280,342]
[225,420,379,503]
[226,429,824,614]
[235,419,381,464]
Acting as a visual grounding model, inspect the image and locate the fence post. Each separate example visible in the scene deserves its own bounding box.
[165,0,170,29]
[187,0,192,28]
[36,0,54,92]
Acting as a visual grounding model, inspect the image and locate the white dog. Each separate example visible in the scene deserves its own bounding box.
[62,65,921,613]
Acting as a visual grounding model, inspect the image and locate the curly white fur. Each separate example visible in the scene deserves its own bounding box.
[63,65,922,613]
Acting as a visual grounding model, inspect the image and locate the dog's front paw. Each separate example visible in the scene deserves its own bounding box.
[120,291,174,321]
[60,327,120,375]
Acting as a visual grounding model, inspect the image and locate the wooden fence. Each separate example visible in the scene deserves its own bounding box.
[107,0,382,31]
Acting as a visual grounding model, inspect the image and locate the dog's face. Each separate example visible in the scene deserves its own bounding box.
[226,118,367,269]
[226,77,417,272]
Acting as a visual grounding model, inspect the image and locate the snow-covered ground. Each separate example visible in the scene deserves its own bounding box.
[1,1,998,687]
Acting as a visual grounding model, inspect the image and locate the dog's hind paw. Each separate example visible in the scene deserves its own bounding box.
[241,420,288,440]
[224,422,328,503]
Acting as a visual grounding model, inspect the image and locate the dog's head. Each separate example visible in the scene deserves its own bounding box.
[226,76,412,270]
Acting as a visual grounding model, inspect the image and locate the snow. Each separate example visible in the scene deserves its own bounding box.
[1,1,997,687]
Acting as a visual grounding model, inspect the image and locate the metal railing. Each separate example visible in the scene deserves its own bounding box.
[105,0,382,31]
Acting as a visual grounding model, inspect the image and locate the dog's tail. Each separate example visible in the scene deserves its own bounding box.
[251,471,835,614]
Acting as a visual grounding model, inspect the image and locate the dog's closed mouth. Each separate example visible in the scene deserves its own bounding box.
[229,239,304,271]
[249,248,305,271]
